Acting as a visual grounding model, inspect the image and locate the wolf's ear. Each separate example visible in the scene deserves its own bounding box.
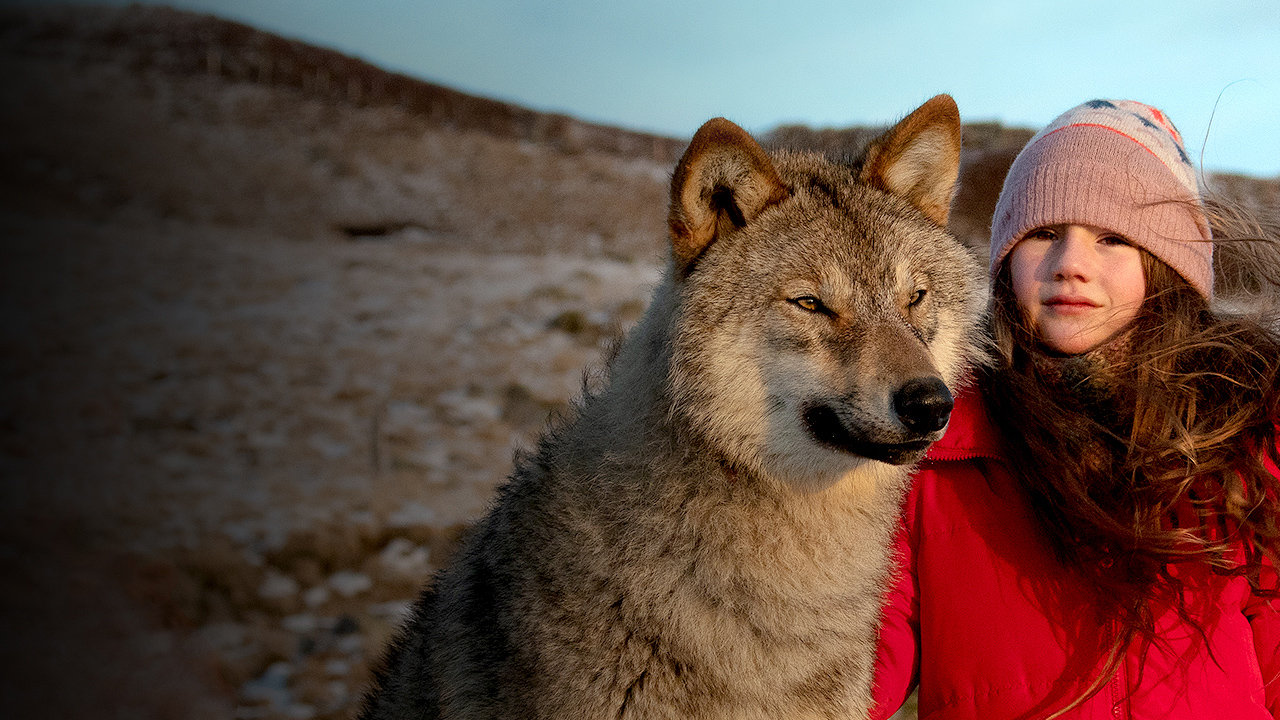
[858,94,962,227]
[668,118,790,274]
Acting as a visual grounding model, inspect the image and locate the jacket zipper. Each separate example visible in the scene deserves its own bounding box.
[1108,619,1128,719]
[921,446,998,463]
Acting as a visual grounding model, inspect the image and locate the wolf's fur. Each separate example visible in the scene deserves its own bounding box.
[359,95,986,720]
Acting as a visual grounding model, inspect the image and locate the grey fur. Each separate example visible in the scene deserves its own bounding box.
[359,95,986,720]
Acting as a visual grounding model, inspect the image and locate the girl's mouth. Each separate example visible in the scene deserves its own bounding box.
[1045,295,1099,307]
[1043,295,1100,315]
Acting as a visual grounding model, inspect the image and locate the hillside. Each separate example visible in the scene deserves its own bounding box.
[5,5,1273,251]
[0,6,1275,720]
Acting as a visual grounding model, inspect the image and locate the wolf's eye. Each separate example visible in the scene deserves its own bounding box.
[908,288,928,308]
[790,296,825,313]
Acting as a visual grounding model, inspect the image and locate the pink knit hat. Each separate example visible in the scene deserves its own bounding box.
[989,99,1213,298]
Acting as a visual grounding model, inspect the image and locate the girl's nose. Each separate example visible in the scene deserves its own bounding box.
[1049,227,1098,281]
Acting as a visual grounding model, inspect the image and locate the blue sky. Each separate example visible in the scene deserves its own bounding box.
[67,1,1280,176]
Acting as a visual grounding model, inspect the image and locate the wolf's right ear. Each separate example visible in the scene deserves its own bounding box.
[857,94,962,227]
[668,118,790,275]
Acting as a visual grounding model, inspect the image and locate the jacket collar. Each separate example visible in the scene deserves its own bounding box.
[924,382,1005,462]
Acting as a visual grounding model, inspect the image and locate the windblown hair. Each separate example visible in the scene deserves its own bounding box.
[1205,193,1280,304]
[984,198,1280,710]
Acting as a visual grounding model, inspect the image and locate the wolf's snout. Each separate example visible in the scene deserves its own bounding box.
[893,377,953,435]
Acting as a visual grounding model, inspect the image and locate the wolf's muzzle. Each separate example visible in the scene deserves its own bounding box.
[802,377,953,466]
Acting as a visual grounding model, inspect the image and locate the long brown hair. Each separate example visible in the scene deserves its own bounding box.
[985,219,1280,708]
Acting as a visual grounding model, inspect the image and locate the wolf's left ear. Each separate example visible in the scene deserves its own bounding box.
[858,94,962,227]
[668,118,790,274]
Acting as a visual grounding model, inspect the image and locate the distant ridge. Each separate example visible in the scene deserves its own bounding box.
[2,3,1273,281]
[0,5,1069,168]
[0,4,688,162]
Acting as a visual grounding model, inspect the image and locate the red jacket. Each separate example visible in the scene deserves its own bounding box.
[872,389,1280,720]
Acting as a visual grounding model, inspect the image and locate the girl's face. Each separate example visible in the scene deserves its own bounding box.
[1009,224,1147,355]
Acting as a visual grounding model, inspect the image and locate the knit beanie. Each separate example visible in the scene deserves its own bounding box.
[989,99,1213,298]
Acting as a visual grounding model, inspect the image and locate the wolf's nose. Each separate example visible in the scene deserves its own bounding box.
[893,377,953,435]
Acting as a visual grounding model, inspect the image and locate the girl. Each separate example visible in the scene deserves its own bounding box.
[871,100,1280,719]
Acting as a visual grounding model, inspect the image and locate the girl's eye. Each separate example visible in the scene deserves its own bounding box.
[1098,234,1130,246]
[1026,228,1057,241]
[908,288,928,308]
[791,296,825,313]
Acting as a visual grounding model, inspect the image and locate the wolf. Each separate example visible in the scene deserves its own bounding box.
[359,94,986,720]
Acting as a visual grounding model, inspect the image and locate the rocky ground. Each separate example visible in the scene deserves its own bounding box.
[1,6,1275,720]
[3,211,659,719]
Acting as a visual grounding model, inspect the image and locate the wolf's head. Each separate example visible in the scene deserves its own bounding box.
[664,95,986,492]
